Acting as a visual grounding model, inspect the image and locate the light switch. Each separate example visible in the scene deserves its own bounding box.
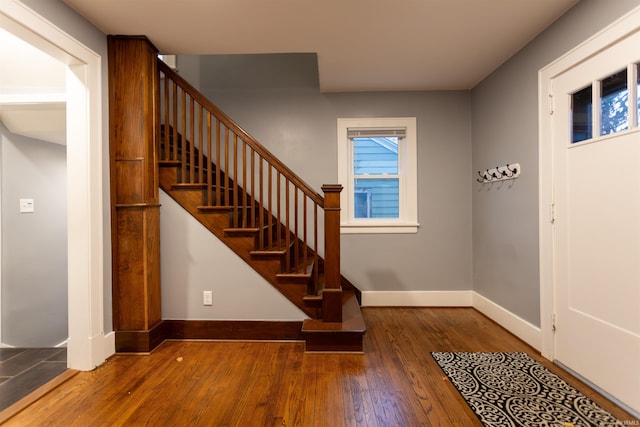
[19,198,34,213]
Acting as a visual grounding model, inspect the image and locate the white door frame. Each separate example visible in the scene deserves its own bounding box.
[538,5,640,361]
[0,0,112,370]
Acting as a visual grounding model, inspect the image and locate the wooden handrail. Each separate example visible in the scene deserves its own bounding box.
[157,60,324,207]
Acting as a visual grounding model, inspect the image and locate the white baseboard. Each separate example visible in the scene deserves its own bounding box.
[472,292,541,351]
[361,291,473,307]
[68,331,116,371]
[101,331,116,361]
[55,339,69,348]
[360,290,541,351]
[88,331,115,369]
[2,340,69,348]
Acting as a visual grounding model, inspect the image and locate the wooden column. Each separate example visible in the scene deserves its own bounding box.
[321,185,343,322]
[108,36,163,352]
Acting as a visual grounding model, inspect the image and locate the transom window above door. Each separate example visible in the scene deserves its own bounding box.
[571,64,640,143]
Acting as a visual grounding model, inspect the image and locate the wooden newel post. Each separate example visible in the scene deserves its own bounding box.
[321,184,343,322]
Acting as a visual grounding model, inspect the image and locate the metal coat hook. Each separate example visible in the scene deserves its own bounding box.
[499,163,518,178]
[476,163,521,184]
[476,170,489,183]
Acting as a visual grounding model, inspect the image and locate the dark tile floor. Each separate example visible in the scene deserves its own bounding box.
[0,348,67,411]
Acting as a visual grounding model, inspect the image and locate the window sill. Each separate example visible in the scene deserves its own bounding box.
[340,222,419,234]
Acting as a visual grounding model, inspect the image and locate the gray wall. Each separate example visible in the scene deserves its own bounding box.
[160,191,307,320]
[176,53,473,297]
[22,0,634,327]
[471,0,640,326]
[1,123,67,346]
[18,0,113,332]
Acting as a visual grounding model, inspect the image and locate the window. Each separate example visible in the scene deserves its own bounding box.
[600,69,628,135]
[571,65,640,143]
[337,117,418,233]
[572,86,592,143]
[637,63,640,125]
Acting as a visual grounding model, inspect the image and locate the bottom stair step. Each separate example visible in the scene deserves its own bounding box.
[301,291,366,353]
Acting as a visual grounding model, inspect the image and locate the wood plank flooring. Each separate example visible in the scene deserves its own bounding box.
[3,308,637,426]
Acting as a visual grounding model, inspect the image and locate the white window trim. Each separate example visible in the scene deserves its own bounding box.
[337,117,419,234]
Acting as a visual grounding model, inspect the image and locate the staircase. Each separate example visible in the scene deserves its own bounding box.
[156,60,365,351]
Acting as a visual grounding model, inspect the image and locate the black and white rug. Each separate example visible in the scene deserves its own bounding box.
[431,352,623,426]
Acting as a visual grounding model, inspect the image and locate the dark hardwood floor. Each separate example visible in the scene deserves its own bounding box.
[0,348,66,412]
[2,308,637,426]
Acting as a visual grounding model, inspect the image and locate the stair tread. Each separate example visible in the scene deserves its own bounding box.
[224,227,261,233]
[277,260,314,278]
[172,183,207,189]
[251,247,287,256]
[278,272,312,278]
[198,205,254,211]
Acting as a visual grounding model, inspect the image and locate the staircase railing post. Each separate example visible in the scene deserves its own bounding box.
[321,184,343,322]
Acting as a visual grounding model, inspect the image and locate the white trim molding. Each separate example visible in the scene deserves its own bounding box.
[361,291,473,307]
[472,292,541,351]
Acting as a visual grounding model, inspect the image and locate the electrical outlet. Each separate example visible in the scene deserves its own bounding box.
[19,198,34,213]
[203,291,212,306]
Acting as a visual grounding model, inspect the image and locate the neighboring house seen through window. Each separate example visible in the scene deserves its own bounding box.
[337,117,419,233]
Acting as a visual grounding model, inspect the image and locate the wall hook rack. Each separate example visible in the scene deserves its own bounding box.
[476,163,520,183]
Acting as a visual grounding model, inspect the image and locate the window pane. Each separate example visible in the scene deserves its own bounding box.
[600,69,628,135]
[572,85,592,143]
[354,190,371,218]
[637,64,640,126]
[353,137,398,175]
[354,178,399,218]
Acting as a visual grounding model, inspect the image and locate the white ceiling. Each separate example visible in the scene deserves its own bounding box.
[0,26,67,145]
[0,0,581,145]
[63,0,579,92]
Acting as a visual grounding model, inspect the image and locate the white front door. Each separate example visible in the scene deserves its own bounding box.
[551,29,640,413]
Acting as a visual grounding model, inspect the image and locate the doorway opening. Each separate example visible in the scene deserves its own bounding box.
[1,1,111,371]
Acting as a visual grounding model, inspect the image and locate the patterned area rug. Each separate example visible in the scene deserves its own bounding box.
[431,352,623,427]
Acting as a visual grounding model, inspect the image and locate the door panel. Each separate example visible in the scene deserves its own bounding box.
[552,31,640,413]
